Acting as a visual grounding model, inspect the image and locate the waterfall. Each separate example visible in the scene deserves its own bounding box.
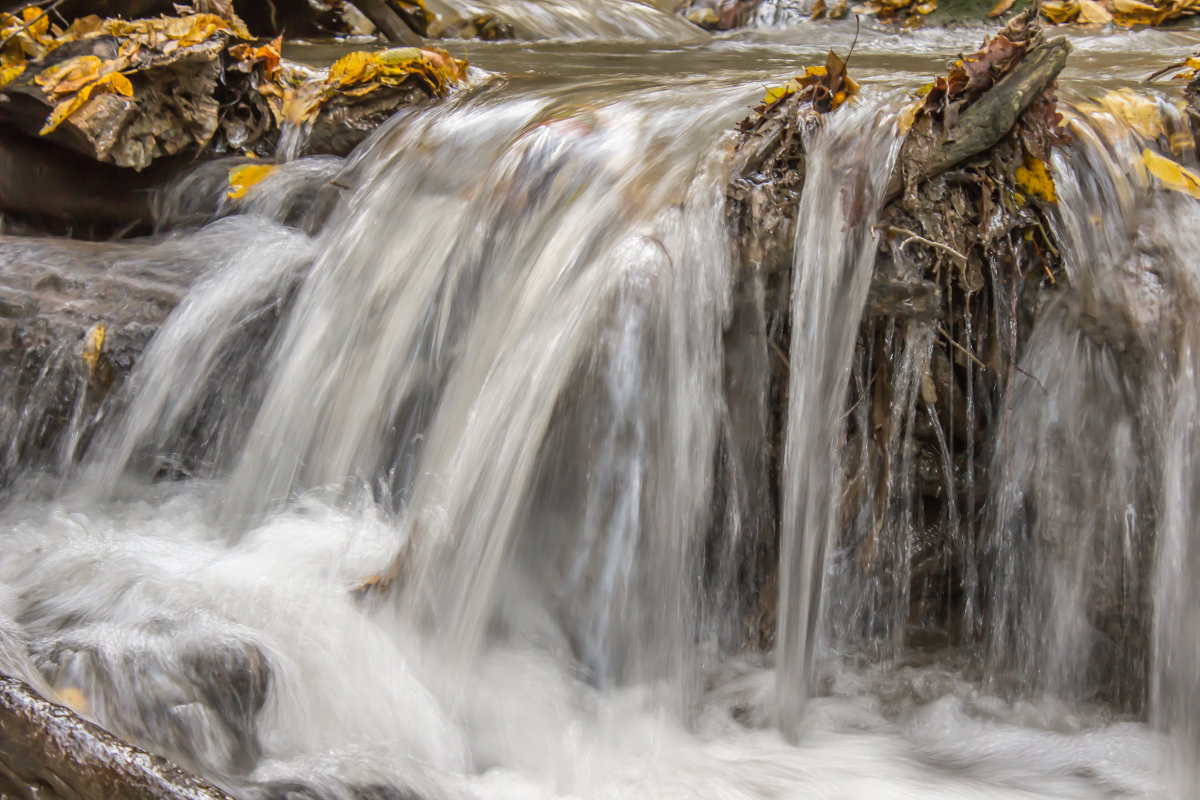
[423,0,701,39]
[774,99,902,734]
[0,22,1192,799]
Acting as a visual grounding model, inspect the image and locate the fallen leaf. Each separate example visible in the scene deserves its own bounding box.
[21,6,53,47]
[227,162,276,199]
[1141,147,1200,198]
[1015,155,1058,202]
[987,0,1016,16]
[1077,0,1114,22]
[0,59,24,88]
[1039,0,1081,22]
[81,323,106,376]
[897,98,921,134]
[762,77,801,106]
[40,71,133,134]
[1096,88,1164,139]
[36,54,105,94]
[228,35,282,76]
[1112,0,1164,25]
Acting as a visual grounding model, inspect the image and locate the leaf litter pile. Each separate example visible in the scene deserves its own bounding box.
[0,2,468,170]
[727,12,1082,646]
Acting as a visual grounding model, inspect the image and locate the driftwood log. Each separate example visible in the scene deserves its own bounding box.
[0,675,235,800]
[886,36,1071,201]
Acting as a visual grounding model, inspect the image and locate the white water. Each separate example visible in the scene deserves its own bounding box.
[424,0,700,40]
[774,100,903,733]
[0,12,1196,800]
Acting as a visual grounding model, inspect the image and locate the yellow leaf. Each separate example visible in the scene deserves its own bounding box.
[1112,0,1156,11]
[897,98,921,134]
[22,6,52,46]
[39,71,133,135]
[106,71,132,95]
[229,35,282,75]
[81,323,106,376]
[35,54,103,94]
[327,51,372,87]
[1015,155,1058,203]
[227,163,276,199]
[0,59,24,89]
[1077,0,1114,23]
[987,0,1016,16]
[1112,0,1163,25]
[1141,148,1200,198]
[762,78,800,106]
[1094,88,1164,139]
[376,47,423,67]
[58,15,104,42]
[1040,0,1081,22]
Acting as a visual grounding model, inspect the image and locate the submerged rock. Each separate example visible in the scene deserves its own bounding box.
[676,0,765,29]
[0,236,188,486]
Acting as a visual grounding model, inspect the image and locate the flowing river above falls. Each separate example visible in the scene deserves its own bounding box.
[2,9,1200,800]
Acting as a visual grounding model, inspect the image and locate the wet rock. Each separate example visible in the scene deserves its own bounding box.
[33,624,274,778]
[258,782,423,800]
[429,12,516,40]
[0,236,188,485]
[676,0,764,29]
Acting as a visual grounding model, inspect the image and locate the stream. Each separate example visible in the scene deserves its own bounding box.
[2,5,1199,799]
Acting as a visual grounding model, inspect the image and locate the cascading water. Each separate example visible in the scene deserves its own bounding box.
[1,11,1198,800]
[1043,106,1200,794]
[774,100,902,733]
[423,0,699,40]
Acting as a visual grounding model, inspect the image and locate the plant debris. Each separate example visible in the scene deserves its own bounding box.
[852,0,937,26]
[758,49,859,114]
[1037,0,1200,26]
[0,3,469,169]
[727,12,1078,669]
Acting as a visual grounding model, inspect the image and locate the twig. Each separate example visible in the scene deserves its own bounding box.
[876,224,968,263]
[1012,362,1048,394]
[936,324,986,371]
[840,370,875,421]
[846,15,861,66]
[937,321,1047,394]
[1145,60,1187,83]
[769,337,790,370]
